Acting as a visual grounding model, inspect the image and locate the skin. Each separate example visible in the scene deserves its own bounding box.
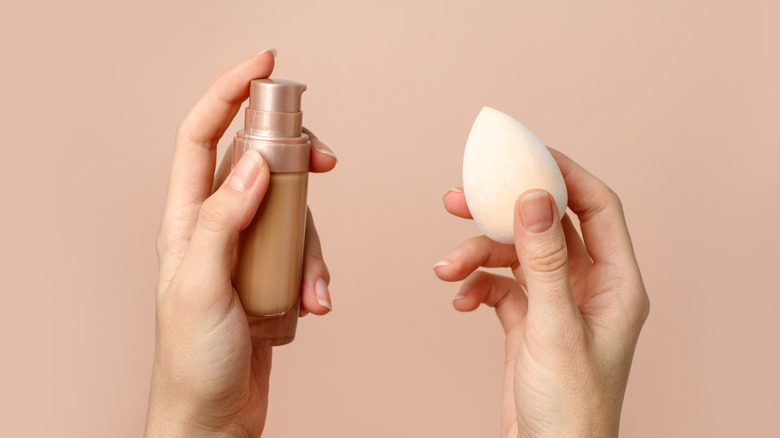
[146,51,337,437]
[435,149,650,437]
[146,52,648,437]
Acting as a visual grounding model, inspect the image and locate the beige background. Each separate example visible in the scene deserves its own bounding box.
[1,0,778,436]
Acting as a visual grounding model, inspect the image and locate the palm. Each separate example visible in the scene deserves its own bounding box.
[197,296,272,433]
[155,250,273,433]
[492,235,642,436]
[215,308,273,434]
[499,259,595,435]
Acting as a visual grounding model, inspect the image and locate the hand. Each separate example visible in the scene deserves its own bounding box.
[435,149,649,437]
[146,51,338,437]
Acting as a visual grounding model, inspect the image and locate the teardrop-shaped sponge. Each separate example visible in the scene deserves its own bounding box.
[463,107,567,244]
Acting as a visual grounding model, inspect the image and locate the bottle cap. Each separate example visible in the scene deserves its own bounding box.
[249,79,307,113]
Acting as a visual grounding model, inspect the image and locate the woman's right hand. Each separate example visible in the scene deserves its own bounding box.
[435,149,650,437]
[146,51,336,437]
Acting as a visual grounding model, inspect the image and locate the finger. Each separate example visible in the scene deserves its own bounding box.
[173,50,275,204]
[560,214,593,306]
[442,188,473,219]
[300,209,332,315]
[212,143,234,193]
[214,129,335,194]
[176,151,270,306]
[160,51,275,254]
[433,235,518,282]
[548,148,638,270]
[561,214,592,278]
[303,127,338,173]
[514,190,580,325]
[453,271,528,334]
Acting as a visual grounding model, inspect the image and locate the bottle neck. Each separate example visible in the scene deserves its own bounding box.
[244,108,303,138]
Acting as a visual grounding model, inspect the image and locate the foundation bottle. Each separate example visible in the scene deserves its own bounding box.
[232,79,310,346]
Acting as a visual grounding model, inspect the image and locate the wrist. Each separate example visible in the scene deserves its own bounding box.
[145,369,253,438]
[518,420,619,438]
[564,399,622,438]
[145,420,251,438]
[145,400,253,438]
[563,417,620,438]
[516,393,622,438]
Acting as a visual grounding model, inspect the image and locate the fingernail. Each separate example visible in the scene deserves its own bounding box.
[442,187,463,201]
[519,190,554,234]
[226,150,263,192]
[315,278,332,311]
[312,139,338,162]
[453,293,467,301]
[257,48,277,58]
[433,260,451,269]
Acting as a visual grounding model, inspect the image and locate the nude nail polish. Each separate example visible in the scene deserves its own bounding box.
[232,79,310,346]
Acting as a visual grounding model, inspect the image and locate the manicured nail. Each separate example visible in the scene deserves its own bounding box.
[257,48,277,58]
[453,293,467,301]
[442,187,463,201]
[433,260,451,269]
[226,150,263,192]
[315,278,332,311]
[312,139,338,162]
[519,190,553,234]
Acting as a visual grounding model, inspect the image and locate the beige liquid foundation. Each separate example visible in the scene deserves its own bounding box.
[232,79,310,346]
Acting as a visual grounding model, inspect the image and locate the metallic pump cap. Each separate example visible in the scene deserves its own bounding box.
[249,79,307,113]
[237,78,310,172]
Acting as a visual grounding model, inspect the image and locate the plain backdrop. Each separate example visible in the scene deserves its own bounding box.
[1,1,778,436]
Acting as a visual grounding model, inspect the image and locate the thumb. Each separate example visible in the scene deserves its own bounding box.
[513,190,579,323]
[183,150,270,284]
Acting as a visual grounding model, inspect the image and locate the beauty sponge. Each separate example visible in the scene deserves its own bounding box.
[463,107,567,244]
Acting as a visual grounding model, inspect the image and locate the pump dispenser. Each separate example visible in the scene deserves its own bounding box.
[232,79,311,346]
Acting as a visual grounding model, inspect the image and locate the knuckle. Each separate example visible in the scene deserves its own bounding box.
[471,270,491,282]
[155,225,182,261]
[155,230,167,259]
[582,183,624,223]
[606,187,624,212]
[175,122,216,150]
[174,123,189,146]
[527,241,568,275]
[632,290,651,327]
[305,250,330,281]
[155,238,167,261]
[605,274,650,328]
[306,250,325,266]
[465,270,490,289]
[197,199,232,234]
[462,236,485,255]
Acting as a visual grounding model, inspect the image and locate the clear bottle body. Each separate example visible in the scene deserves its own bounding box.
[232,142,309,346]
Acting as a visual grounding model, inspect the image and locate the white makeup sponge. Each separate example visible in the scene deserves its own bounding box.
[463,107,567,244]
